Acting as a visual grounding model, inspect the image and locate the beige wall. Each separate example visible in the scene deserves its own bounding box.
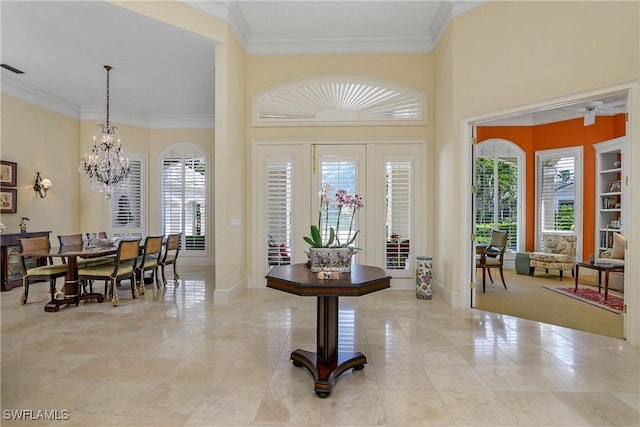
[433,22,457,301]
[213,28,247,300]
[0,94,80,238]
[434,0,639,343]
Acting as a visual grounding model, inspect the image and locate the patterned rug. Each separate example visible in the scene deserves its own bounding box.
[542,285,624,314]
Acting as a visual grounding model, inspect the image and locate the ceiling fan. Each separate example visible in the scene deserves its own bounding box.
[563,99,627,126]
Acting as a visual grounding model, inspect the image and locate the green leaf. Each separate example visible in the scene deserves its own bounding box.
[310,225,322,246]
[327,227,335,246]
[303,236,318,247]
[345,230,360,246]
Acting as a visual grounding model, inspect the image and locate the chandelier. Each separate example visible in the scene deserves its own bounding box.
[78,65,130,199]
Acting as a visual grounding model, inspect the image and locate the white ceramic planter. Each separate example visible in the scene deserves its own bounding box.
[308,247,355,273]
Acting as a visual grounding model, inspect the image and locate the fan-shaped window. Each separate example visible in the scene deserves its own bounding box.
[252,76,426,126]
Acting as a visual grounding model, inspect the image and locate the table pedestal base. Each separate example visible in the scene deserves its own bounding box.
[291,349,366,397]
[44,281,105,312]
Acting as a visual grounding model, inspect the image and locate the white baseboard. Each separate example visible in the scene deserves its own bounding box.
[213,277,247,305]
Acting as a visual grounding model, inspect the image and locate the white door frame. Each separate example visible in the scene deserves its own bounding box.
[461,84,632,343]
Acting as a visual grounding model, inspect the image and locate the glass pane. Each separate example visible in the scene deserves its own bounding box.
[319,160,358,246]
[475,141,522,252]
[161,147,207,253]
[475,157,496,246]
[539,156,575,233]
[266,161,292,266]
[386,161,412,270]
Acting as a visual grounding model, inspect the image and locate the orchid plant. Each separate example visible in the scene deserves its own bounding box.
[303,183,364,248]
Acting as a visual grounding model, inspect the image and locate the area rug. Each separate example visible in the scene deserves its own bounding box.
[541,285,624,314]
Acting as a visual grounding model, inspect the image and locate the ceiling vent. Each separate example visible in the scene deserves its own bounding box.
[1,63,25,74]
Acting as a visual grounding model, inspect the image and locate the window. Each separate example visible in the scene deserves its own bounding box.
[535,147,583,249]
[474,139,524,252]
[160,144,208,254]
[110,155,145,238]
[319,157,358,246]
[386,161,412,269]
[252,75,426,126]
[266,160,292,266]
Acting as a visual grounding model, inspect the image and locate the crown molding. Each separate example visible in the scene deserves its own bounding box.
[2,73,213,130]
[430,1,453,45]
[149,115,215,129]
[1,72,81,119]
[81,106,213,129]
[181,0,229,20]
[246,35,434,55]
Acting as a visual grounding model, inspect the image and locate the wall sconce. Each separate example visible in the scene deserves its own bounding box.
[34,172,52,198]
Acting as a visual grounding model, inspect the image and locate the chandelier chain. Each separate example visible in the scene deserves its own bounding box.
[105,65,111,129]
[78,65,130,199]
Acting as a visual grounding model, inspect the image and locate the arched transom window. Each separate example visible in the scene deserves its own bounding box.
[252,75,427,126]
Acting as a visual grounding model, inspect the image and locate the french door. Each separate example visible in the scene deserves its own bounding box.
[312,145,367,262]
[252,141,424,289]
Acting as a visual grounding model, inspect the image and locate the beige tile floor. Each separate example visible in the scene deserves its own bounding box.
[1,266,639,426]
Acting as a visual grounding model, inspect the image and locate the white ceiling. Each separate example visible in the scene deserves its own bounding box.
[0,1,627,128]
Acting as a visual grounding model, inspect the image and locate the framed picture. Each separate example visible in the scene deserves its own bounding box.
[0,161,17,186]
[0,188,17,213]
[607,180,622,193]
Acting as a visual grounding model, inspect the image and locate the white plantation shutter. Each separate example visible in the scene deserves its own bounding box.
[162,159,183,235]
[111,155,144,238]
[537,154,576,232]
[320,158,358,246]
[474,140,523,252]
[266,161,292,266]
[253,76,426,126]
[161,144,208,254]
[535,147,582,251]
[385,161,412,269]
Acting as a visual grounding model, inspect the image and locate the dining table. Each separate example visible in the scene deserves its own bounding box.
[19,243,120,312]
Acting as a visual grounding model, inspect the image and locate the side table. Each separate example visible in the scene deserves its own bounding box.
[266,263,390,397]
[575,261,624,301]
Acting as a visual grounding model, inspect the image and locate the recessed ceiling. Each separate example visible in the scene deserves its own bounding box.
[1,1,216,127]
[0,1,627,128]
[1,0,479,127]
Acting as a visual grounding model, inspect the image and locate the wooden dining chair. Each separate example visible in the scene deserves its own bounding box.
[78,239,141,306]
[135,235,163,294]
[476,230,508,292]
[58,233,113,294]
[159,233,181,286]
[85,231,108,240]
[18,236,68,304]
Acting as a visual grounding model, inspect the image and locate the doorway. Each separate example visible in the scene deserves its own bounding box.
[466,87,630,338]
[251,140,425,289]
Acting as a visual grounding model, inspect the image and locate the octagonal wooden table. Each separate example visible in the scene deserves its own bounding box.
[265,263,390,397]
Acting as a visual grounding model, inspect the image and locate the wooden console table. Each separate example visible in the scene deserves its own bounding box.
[265,263,390,397]
[0,231,51,291]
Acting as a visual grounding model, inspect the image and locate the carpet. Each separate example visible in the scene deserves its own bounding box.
[542,285,624,314]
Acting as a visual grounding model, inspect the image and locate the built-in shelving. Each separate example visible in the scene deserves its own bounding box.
[593,137,626,257]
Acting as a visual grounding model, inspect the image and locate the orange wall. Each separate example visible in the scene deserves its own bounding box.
[477,114,625,260]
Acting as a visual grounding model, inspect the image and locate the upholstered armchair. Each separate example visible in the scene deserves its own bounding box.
[529,233,576,280]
